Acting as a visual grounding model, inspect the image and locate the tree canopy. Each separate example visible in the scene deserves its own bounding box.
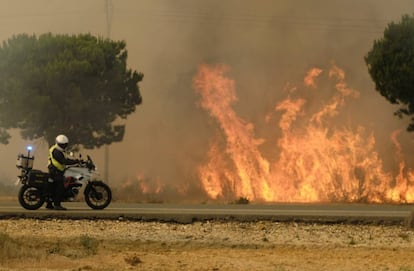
[0,33,143,147]
[365,14,414,131]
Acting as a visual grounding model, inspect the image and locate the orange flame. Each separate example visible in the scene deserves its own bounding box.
[193,63,414,203]
[194,64,272,201]
[304,68,322,88]
[119,173,164,199]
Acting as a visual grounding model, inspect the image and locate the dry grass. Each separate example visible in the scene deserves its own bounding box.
[0,233,101,266]
[0,233,46,264]
[1,219,414,270]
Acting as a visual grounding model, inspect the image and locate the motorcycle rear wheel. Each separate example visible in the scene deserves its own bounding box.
[18,185,45,210]
[84,181,112,210]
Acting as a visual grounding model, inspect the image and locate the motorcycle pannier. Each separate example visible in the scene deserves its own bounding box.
[28,170,49,188]
[16,154,34,169]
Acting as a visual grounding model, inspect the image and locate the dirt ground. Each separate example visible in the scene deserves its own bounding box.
[0,219,413,271]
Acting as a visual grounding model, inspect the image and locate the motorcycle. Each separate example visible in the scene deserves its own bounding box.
[15,146,112,210]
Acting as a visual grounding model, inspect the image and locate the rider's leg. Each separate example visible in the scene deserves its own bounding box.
[53,172,67,210]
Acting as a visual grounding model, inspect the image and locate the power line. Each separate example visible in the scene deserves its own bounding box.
[105,0,113,38]
[113,8,393,32]
[0,7,397,35]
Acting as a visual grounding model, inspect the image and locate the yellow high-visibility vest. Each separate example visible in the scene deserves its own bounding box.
[48,144,66,171]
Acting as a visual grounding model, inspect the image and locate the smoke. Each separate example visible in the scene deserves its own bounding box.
[0,0,413,202]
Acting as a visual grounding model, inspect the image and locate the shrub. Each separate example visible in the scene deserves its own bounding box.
[234,197,250,204]
[79,235,99,255]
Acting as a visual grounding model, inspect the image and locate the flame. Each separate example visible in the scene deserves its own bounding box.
[118,173,165,202]
[304,68,322,88]
[388,130,414,202]
[194,64,272,201]
[193,63,414,203]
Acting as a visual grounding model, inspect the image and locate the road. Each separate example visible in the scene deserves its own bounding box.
[0,201,413,224]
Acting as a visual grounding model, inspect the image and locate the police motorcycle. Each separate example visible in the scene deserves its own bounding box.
[16,146,112,210]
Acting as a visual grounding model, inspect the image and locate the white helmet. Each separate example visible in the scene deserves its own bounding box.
[55,134,69,149]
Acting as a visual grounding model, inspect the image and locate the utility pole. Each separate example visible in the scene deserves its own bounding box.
[105,0,112,38]
[104,0,112,183]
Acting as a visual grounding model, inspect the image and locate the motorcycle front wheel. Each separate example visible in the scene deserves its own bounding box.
[18,185,45,210]
[84,181,112,210]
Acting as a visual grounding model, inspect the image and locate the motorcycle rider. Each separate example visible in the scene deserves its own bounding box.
[47,134,79,210]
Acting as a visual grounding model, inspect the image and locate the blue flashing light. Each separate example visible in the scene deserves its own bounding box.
[27,146,33,151]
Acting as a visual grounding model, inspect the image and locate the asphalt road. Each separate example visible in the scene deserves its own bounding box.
[0,201,413,224]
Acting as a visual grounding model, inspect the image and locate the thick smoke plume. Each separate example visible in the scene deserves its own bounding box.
[0,1,413,203]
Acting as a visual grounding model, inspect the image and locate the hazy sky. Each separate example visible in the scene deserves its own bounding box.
[1,0,414,199]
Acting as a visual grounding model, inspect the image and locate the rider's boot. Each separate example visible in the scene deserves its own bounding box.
[45,201,54,210]
[53,205,67,211]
